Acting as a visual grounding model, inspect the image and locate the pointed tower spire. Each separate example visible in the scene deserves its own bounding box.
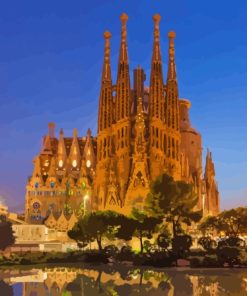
[167,31,177,81]
[69,128,81,169]
[164,30,181,180]
[204,149,219,215]
[115,13,131,121]
[118,13,128,65]
[148,14,166,180]
[113,13,132,207]
[98,31,113,133]
[57,128,67,169]
[165,31,179,131]
[102,31,112,82]
[152,14,162,62]
[149,14,164,120]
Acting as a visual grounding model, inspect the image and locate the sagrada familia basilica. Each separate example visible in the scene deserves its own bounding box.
[25,14,219,225]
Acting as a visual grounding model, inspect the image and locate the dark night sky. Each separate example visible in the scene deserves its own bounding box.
[0,0,247,210]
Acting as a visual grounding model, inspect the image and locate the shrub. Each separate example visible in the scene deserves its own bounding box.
[203,254,220,267]
[217,246,241,266]
[172,235,192,258]
[218,236,245,248]
[115,246,134,262]
[103,245,119,256]
[198,236,217,251]
[190,256,204,268]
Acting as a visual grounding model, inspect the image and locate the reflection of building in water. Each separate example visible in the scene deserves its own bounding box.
[190,275,220,296]
[8,268,246,296]
[20,268,78,296]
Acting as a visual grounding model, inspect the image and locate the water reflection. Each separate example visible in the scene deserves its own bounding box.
[0,266,246,296]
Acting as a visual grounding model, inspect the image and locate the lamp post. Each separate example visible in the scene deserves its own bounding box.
[83,194,89,216]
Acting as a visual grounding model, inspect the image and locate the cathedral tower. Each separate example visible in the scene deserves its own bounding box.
[94,31,115,209]
[204,150,220,215]
[149,14,166,180]
[114,13,132,206]
[164,31,181,179]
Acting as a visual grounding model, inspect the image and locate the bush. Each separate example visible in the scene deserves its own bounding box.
[198,236,217,251]
[103,245,119,256]
[172,235,192,258]
[157,232,171,250]
[217,246,241,266]
[115,246,134,262]
[82,251,109,263]
[190,256,204,267]
[203,254,220,267]
[218,237,245,248]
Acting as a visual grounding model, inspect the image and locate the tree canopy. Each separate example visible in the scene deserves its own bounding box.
[199,207,247,237]
[130,208,162,253]
[145,174,202,237]
[68,210,129,250]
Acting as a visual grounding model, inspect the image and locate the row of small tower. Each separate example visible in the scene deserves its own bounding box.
[95,13,182,209]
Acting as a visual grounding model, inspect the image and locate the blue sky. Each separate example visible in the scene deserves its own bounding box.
[0,0,246,210]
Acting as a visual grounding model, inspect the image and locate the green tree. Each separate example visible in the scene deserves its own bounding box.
[172,234,192,258]
[145,174,202,237]
[130,208,162,253]
[199,207,247,237]
[156,227,171,251]
[198,236,217,251]
[218,207,247,237]
[198,215,218,235]
[68,210,126,250]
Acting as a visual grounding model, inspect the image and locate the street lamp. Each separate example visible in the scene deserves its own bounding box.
[84,194,89,216]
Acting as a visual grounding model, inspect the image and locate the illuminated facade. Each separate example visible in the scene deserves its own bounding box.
[25,13,219,223]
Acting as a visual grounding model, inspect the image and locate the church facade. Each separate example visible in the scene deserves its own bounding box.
[25,14,219,223]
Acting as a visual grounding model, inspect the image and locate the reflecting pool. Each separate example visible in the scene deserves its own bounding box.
[0,265,246,295]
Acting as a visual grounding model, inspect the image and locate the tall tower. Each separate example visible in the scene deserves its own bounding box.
[114,13,132,206]
[149,14,166,180]
[204,150,220,215]
[164,31,181,179]
[94,31,114,209]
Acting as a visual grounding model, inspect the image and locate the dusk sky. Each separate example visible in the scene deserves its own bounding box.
[0,0,247,211]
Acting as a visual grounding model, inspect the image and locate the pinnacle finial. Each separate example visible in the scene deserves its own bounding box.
[120,13,128,25]
[87,128,92,137]
[153,14,161,24]
[59,128,64,135]
[73,128,78,138]
[104,31,111,40]
[48,122,55,138]
[168,31,176,39]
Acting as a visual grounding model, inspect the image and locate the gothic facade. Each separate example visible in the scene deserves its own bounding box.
[25,14,219,223]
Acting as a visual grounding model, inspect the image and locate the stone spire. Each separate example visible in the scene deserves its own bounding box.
[205,149,215,179]
[69,128,81,169]
[164,30,181,179]
[115,13,131,121]
[149,14,164,120]
[167,31,177,81]
[118,13,129,65]
[204,149,220,215]
[98,31,113,133]
[165,31,179,130]
[148,14,166,180]
[57,128,67,168]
